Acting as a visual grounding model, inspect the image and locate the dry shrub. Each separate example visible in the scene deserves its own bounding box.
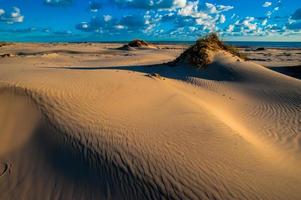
[171,33,248,68]
[128,40,150,48]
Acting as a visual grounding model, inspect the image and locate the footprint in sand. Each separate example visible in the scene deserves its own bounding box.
[0,162,8,177]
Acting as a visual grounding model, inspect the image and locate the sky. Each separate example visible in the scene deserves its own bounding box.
[0,0,301,42]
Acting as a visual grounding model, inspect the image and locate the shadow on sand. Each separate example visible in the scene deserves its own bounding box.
[269,65,301,80]
[45,62,239,82]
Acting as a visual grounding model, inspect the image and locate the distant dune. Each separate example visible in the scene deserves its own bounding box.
[0,41,301,199]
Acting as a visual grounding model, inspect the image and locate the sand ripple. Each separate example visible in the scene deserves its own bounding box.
[0,50,301,199]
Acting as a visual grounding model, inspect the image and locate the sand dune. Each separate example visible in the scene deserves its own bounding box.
[0,43,301,199]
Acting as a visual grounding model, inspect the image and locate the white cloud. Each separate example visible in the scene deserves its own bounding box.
[219,14,226,24]
[82,24,89,29]
[114,0,181,9]
[263,2,272,8]
[0,7,24,24]
[173,0,186,8]
[205,3,217,14]
[266,11,273,18]
[43,0,73,6]
[262,19,268,26]
[227,24,234,32]
[0,9,5,16]
[292,8,301,20]
[77,0,235,38]
[242,17,257,30]
[104,15,112,22]
[287,8,301,30]
[205,3,233,14]
[216,5,234,12]
[178,1,198,16]
[115,24,125,30]
[89,1,102,12]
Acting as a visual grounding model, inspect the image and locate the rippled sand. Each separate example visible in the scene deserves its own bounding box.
[0,43,300,200]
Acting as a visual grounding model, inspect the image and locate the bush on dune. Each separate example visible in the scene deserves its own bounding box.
[171,33,248,68]
[128,39,150,48]
[118,39,157,50]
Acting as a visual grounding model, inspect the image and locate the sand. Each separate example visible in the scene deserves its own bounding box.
[0,43,300,200]
[240,47,301,79]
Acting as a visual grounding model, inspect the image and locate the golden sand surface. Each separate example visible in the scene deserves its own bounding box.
[0,43,300,200]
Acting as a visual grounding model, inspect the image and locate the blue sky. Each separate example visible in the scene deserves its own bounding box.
[0,0,301,41]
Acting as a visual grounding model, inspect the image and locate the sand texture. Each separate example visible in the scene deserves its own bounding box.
[0,43,301,200]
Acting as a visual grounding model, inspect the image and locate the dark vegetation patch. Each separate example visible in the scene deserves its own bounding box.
[118,39,157,50]
[169,33,248,68]
[128,40,150,48]
[0,53,13,58]
[0,42,12,48]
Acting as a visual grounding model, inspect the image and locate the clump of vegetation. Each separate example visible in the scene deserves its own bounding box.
[255,47,266,51]
[170,33,248,68]
[128,39,150,48]
[0,42,12,48]
[0,53,12,58]
[146,73,163,79]
[118,39,157,50]
[283,52,292,57]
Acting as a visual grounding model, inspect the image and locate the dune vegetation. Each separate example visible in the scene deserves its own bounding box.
[171,33,248,68]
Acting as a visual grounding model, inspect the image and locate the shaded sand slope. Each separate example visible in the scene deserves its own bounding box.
[0,47,301,199]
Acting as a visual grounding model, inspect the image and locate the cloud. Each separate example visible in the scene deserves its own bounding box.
[76,17,108,32]
[219,14,226,24]
[223,11,295,37]
[292,8,301,20]
[173,0,186,8]
[262,19,268,26]
[287,21,301,30]
[227,24,234,32]
[176,2,232,31]
[177,1,198,16]
[286,8,301,30]
[114,24,125,30]
[225,16,261,36]
[205,3,233,14]
[242,17,257,30]
[89,1,102,12]
[0,7,24,24]
[140,0,234,38]
[103,15,112,22]
[0,27,36,33]
[76,14,146,33]
[119,15,146,29]
[43,0,73,6]
[263,2,272,8]
[113,0,185,9]
[75,0,233,38]
[114,0,170,9]
[53,30,72,35]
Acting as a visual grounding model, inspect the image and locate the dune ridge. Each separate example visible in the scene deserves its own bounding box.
[0,43,301,199]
